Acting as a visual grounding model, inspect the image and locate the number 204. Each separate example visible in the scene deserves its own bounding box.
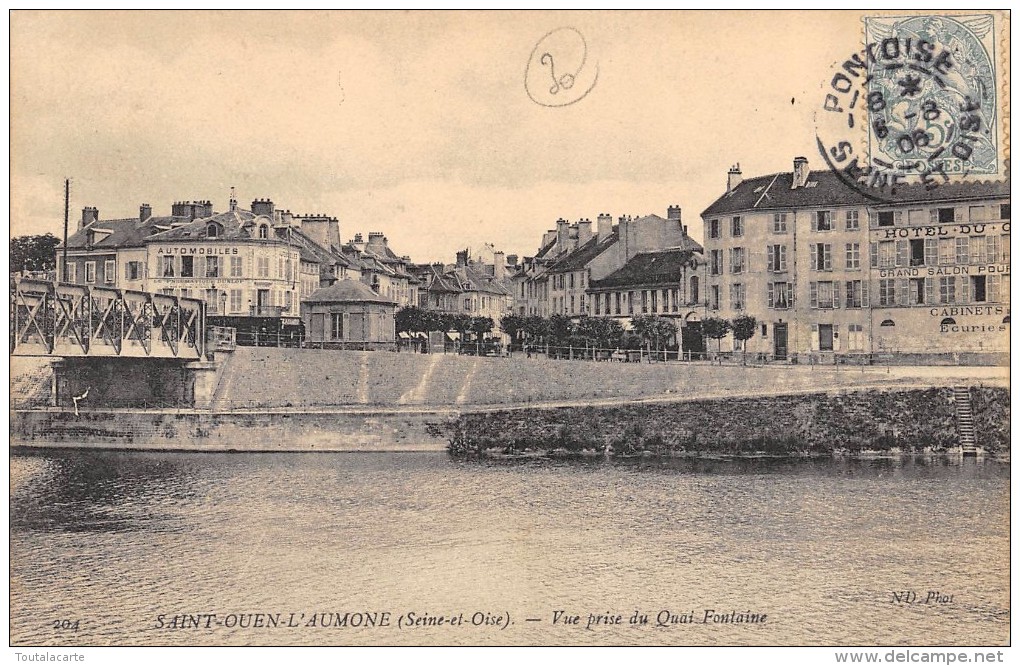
[53,619,80,631]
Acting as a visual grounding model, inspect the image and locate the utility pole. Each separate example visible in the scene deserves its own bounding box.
[62,178,70,282]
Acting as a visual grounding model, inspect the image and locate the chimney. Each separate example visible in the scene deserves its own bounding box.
[619,215,632,261]
[229,187,238,212]
[792,157,810,189]
[542,230,556,249]
[667,205,682,222]
[280,209,293,226]
[556,218,569,254]
[196,200,213,219]
[456,249,469,267]
[597,213,612,242]
[353,232,364,244]
[493,251,506,281]
[727,164,743,193]
[367,232,387,247]
[251,198,275,217]
[506,254,519,266]
[577,219,593,246]
[80,206,99,230]
[139,203,152,222]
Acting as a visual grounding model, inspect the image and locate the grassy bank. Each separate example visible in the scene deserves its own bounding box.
[430,387,1010,457]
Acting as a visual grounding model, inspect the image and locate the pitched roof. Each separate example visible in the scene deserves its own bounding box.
[589,248,699,290]
[305,279,396,305]
[702,169,1010,218]
[63,215,190,249]
[547,232,618,274]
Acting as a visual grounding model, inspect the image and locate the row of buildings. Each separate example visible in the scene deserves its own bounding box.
[54,156,1009,363]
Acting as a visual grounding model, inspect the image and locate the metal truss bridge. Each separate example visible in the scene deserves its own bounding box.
[11,279,207,360]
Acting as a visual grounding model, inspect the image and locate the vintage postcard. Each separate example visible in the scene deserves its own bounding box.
[8,9,1011,660]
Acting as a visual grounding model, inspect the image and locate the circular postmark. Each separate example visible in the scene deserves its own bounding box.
[525,27,599,108]
[815,14,999,202]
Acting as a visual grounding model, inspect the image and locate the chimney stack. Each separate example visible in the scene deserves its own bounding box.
[597,213,612,242]
[619,215,632,261]
[556,218,569,254]
[542,230,556,249]
[493,251,506,281]
[792,157,810,189]
[506,254,519,266]
[667,204,682,222]
[577,218,593,246]
[456,249,469,268]
[251,198,275,217]
[81,206,99,230]
[139,203,151,222]
[727,164,743,193]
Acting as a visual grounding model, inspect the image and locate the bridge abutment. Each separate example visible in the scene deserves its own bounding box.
[51,357,224,409]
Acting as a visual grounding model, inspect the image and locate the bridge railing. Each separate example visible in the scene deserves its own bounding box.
[11,278,207,359]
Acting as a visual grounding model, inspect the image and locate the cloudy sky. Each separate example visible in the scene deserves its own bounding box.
[12,10,867,262]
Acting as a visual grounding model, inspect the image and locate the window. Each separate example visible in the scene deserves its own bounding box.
[205,256,220,278]
[125,261,144,280]
[65,263,77,283]
[285,291,293,312]
[908,277,932,305]
[230,256,243,277]
[85,261,96,284]
[845,280,866,308]
[627,291,635,315]
[331,313,343,340]
[257,256,270,278]
[878,211,895,227]
[594,294,602,315]
[813,210,832,231]
[161,288,174,296]
[845,210,859,230]
[709,219,720,239]
[909,239,925,266]
[937,208,956,224]
[761,323,768,338]
[847,324,865,351]
[569,273,575,290]
[650,290,658,313]
[730,283,745,310]
[729,247,745,274]
[938,238,954,265]
[968,206,987,222]
[570,295,575,314]
[955,237,969,264]
[162,256,176,277]
[258,224,270,239]
[181,255,194,278]
[207,224,219,238]
[709,249,722,276]
[1001,204,1011,220]
[230,289,243,313]
[767,244,787,272]
[641,291,648,314]
[987,235,1000,263]
[939,276,957,304]
[809,281,837,308]
[908,209,927,225]
[463,298,471,312]
[845,243,861,270]
[772,213,788,234]
[1002,234,1011,262]
[205,288,221,314]
[971,275,987,302]
[614,292,621,315]
[731,216,743,237]
[969,236,987,264]
[767,282,792,309]
[104,259,116,283]
[878,278,896,306]
[689,276,699,305]
[987,275,1001,303]
[710,285,720,310]
[811,243,832,271]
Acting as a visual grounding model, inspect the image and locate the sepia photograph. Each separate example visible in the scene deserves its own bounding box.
[7,9,1011,661]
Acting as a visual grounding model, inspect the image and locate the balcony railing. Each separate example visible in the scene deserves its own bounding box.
[250,305,285,317]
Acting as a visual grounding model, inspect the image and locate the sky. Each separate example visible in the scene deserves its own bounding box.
[11,10,870,263]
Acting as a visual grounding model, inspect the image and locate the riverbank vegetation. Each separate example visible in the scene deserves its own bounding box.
[431,387,1010,458]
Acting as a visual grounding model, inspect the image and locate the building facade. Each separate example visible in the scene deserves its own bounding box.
[701,158,1010,363]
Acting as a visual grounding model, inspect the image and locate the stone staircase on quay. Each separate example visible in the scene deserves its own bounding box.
[952,385,978,456]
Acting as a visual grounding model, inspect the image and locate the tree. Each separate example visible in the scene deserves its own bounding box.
[701,317,731,356]
[631,315,677,357]
[523,315,549,344]
[395,306,426,334]
[470,316,494,354]
[500,313,524,349]
[730,314,758,364]
[11,234,60,274]
[547,314,574,344]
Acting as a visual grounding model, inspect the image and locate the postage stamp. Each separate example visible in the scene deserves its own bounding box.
[816,13,1006,200]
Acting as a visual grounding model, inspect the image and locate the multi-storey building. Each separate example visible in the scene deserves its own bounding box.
[701,157,1009,364]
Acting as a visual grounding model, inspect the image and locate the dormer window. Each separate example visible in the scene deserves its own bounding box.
[258,224,269,239]
[207,223,220,238]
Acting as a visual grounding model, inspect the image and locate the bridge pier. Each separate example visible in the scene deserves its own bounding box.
[185,360,221,410]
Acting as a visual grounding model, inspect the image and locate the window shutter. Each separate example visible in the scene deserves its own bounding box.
[809,281,818,308]
[845,281,853,307]
[924,238,938,265]
[987,235,1000,263]
[862,281,870,307]
[767,282,774,308]
[767,245,775,271]
[870,242,879,268]
[896,240,909,267]
[895,210,904,225]
[960,277,971,303]
[811,323,819,351]
[811,213,818,231]
[988,275,1000,302]
[896,278,908,305]
[780,245,787,270]
[833,283,841,308]
[929,209,939,224]
[832,324,841,351]
[925,277,935,305]
[824,244,832,270]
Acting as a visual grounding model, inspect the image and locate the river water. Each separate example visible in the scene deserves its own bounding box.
[9,450,1009,646]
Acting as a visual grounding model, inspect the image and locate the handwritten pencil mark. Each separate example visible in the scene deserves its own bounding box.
[525,27,598,108]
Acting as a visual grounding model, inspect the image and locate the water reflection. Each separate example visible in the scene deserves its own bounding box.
[9,450,1010,647]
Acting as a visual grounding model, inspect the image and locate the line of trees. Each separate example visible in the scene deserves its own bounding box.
[395,306,494,351]
[499,312,680,354]
[701,314,758,362]
[11,234,61,274]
